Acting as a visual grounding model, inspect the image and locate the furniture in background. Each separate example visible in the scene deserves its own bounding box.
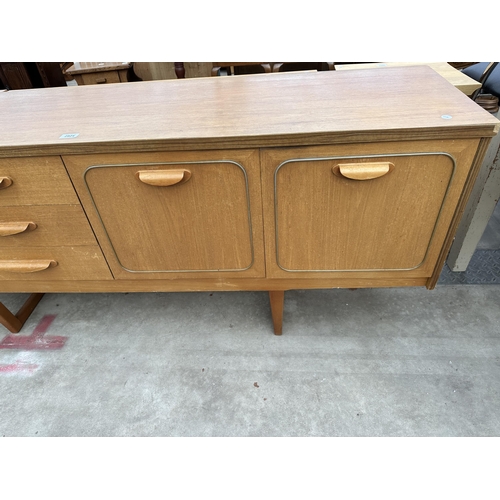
[0,63,67,90]
[0,67,498,334]
[211,62,335,76]
[63,62,133,85]
[132,63,213,81]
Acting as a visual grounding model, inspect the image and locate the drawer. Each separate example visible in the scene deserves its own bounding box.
[0,205,98,247]
[0,246,113,281]
[262,139,481,279]
[79,71,121,85]
[63,150,265,279]
[0,156,78,206]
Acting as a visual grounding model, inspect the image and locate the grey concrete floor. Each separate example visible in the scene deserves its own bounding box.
[1,285,499,436]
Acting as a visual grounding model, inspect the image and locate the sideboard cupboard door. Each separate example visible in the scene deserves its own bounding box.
[261,139,481,279]
[63,150,265,279]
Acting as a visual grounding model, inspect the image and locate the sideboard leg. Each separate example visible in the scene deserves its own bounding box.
[0,293,44,334]
[269,290,285,335]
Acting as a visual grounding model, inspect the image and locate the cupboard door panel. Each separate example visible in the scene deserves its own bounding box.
[64,150,265,279]
[262,139,480,279]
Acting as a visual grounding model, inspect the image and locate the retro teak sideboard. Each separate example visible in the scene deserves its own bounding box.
[0,66,498,334]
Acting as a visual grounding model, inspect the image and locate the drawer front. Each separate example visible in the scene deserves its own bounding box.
[0,205,98,247]
[63,150,265,279]
[0,246,113,281]
[262,139,481,279]
[81,71,121,85]
[0,156,78,206]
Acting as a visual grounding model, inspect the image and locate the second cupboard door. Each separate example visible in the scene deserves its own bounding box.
[63,150,264,279]
[262,139,480,279]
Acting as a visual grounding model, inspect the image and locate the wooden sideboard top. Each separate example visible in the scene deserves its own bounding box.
[0,66,498,157]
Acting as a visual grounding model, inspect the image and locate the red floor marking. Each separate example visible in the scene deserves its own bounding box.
[0,361,39,374]
[0,315,67,350]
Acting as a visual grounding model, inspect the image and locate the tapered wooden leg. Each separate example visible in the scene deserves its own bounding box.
[0,293,44,333]
[269,290,285,335]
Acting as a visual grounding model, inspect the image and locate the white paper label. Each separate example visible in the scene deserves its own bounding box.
[59,133,79,139]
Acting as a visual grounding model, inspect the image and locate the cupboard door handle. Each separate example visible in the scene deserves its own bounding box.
[95,77,107,84]
[0,176,13,190]
[136,169,192,186]
[332,162,394,180]
[0,222,37,236]
[0,260,57,273]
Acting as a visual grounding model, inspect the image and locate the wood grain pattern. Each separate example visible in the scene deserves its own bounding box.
[0,221,37,237]
[133,63,213,81]
[0,205,98,247]
[0,66,498,334]
[333,162,394,180]
[79,71,121,85]
[65,62,132,75]
[0,157,78,205]
[335,62,482,96]
[137,169,191,186]
[0,246,113,281]
[0,293,44,333]
[269,290,284,335]
[0,277,429,293]
[63,149,265,279]
[426,137,493,289]
[0,259,57,273]
[0,67,497,158]
[261,139,480,279]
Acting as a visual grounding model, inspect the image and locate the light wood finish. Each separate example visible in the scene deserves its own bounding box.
[63,149,265,279]
[0,66,498,333]
[262,139,480,280]
[335,62,482,96]
[0,293,44,333]
[0,157,78,205]
[136,169,191,186]
[427,137,492,289]
[0,259,57,273]
[0,205,98,247]
[0,176,13,189]
[332,162,394,180]
[65,62,132,74]
[0,221,36,236]
[447,113,500,271]
[132,63,213,81]
[1,67,498,159]
[78,71,121,85]
[0,277,430,293]
[64,62,132,86]
[269,291,284,335]
[0,247,113,281]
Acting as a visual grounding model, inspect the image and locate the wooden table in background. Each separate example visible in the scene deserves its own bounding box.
[335,62,481,96]
[64,62,132,85]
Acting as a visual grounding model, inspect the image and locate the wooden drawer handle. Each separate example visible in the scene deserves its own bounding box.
[0,260,57,273]
[0,222,37,236]
[0,176,13,190]
[136,169,192,186]
[95,77,107,84]
[332,162,394,180]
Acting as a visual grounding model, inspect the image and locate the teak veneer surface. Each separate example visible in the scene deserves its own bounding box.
[0,66,499,334]
[0,67,498,157]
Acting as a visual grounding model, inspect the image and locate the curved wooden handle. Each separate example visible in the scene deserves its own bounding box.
[332,162,394,180]
[136,169,192,186]
[0,176,13,190]
[95,77,107,84]
[0,222,37,236]
[0,260,57,273]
